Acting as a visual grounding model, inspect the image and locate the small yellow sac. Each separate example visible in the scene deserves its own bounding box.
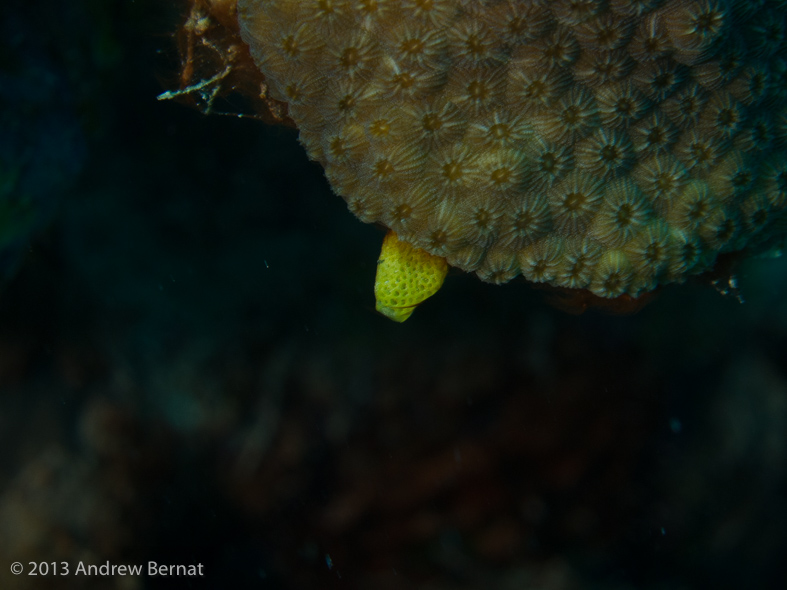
[374,230,448,322]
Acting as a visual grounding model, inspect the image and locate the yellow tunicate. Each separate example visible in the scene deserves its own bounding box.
[374,230,448,322]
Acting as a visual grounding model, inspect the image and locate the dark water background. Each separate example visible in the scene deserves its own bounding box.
[1,1,786,588]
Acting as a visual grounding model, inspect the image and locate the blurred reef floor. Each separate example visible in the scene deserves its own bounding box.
[1,1,787,589]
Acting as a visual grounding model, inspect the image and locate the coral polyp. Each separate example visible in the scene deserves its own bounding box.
[178,0,787,319]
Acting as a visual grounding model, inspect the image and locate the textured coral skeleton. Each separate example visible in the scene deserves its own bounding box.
[173,0,787,320]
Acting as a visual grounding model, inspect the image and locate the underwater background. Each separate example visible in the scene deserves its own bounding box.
[1,0,786,588]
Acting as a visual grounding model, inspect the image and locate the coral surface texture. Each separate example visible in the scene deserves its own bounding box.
[238,0,787,297]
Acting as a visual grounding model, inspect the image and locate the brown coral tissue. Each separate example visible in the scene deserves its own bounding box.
[236,0,787,297]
